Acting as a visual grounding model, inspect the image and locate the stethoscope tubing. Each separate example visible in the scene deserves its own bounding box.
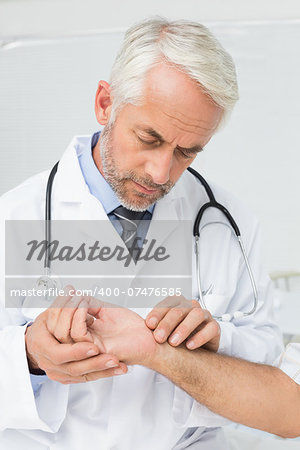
[187,167,258,321]
[45,161,59,271]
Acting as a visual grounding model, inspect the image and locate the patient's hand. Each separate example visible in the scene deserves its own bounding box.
[70,297,158,366]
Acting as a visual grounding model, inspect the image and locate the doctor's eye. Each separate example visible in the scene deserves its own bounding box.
[137,136,160,146]
[176,149,195,160]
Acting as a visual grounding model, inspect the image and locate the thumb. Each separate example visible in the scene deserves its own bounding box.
[86,313,95,328]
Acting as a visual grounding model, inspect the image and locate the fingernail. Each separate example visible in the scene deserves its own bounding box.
[147,317,158,328]
[186,340,195,349]
[106,360,119,368]
[114,368,125,375]
[154,329,165,341]
[169,333,180,345]
[87,349,98,357]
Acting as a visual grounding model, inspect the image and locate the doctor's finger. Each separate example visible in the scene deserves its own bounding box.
[70,302,94,343]
[152,306,197,343]
[168,308,210,346]
[47,285,75,334]
[145,306,171,329]
[46,362,128,384]
[26,316,101,375]
[35,322,100,365]
[84,295,108,318]
[52,295,86,344]
[146,297,199,330]
[145,295,184,329]
[57,353,126,378]
[185,319,220,351]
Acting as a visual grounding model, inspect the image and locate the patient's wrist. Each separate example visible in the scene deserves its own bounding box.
[143,341,174,372]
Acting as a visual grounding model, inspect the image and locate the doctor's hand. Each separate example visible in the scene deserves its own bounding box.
[25,289,127,384]
[145,296,221,352]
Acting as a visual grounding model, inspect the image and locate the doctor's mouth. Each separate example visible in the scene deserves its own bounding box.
[131,179,160,195]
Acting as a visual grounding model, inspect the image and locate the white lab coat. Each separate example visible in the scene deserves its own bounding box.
[0,135,283,450]
[276,343,300,385]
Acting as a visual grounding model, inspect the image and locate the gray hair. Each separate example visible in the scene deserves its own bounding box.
[109,17,239,128]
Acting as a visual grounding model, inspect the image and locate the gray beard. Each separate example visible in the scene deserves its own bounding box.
[99,125,174,212]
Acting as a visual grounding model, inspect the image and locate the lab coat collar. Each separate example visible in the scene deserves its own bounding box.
[54,135,92,203]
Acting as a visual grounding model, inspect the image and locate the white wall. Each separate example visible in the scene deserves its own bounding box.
[0,1,300,276]
[1,0,300,39]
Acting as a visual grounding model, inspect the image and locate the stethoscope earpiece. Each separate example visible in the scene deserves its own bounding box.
[221,314,232,322]
[233,311,245,319]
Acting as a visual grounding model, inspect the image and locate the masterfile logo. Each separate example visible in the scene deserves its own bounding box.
[26,237,170,268]
[5,220,192,308]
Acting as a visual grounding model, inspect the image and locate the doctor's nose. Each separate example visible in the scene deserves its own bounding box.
[144,150,173,185]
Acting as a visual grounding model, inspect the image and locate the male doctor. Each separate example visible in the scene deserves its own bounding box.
[0,17,283,450]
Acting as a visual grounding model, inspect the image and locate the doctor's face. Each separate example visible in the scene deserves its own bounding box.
[96,64,222,211]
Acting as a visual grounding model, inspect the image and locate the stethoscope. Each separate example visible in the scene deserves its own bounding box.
[36,162,258,322]
[187,166,258,322]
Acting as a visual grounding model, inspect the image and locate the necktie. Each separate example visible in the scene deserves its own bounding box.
[113,206,147,262]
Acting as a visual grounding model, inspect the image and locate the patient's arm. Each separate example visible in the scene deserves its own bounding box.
[148,343,300,439]
[67,295,300,439]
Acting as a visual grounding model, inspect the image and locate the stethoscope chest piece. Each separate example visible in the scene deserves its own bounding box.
[35,274,63,302]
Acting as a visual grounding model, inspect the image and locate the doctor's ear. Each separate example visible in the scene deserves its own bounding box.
[95,81,113,125]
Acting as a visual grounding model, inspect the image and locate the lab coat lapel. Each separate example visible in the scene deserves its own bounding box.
[51,136,123,244]
[46,139,137,302]
[51,135,108,220]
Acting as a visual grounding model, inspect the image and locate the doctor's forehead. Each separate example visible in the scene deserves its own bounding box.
[132,64,223,136]
[117,103,221,150]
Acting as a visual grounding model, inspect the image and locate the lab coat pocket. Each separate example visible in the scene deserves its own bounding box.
[202,294,230,316]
